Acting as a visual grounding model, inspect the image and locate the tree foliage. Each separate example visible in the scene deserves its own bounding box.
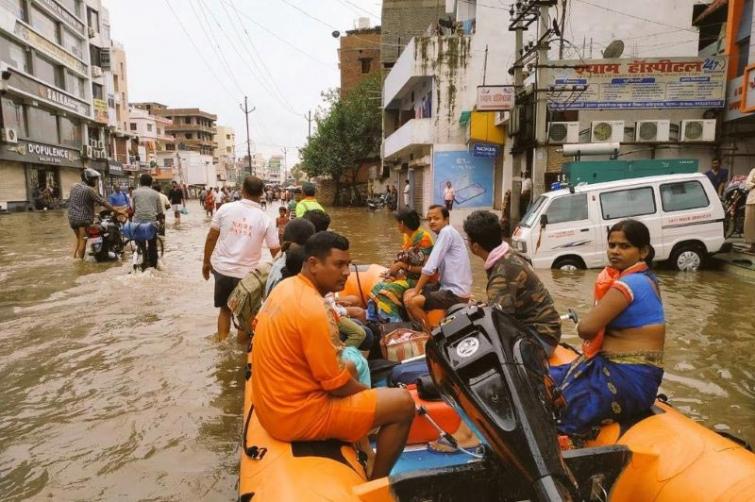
[300,74,382,205]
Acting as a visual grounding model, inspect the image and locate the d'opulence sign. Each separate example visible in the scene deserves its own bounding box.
[549,57,726,110]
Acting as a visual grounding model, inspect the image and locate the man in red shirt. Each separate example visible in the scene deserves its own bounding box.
[251,231,415,479]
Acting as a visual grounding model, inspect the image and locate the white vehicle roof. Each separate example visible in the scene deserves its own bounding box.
[543,172,709,198]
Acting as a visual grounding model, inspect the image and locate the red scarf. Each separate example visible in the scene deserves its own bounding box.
[582,262,649,358]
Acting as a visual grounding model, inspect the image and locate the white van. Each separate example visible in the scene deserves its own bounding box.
[511,173,725,271]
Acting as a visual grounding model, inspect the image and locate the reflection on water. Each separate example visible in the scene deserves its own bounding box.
[0,204,753,500]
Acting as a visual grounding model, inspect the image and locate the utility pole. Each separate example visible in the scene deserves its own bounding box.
[511,27,524,223]
[305,110,312,140]
[281,147,288,184]
[240,96,255,176]
[533,3,550,198]
[558,0,567,59]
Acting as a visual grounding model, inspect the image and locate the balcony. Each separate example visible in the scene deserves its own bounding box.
[383,37,436,108]
[383,118,432,160]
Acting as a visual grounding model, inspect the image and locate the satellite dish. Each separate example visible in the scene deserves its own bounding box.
[602,40,625,58]
[331,30,341,38]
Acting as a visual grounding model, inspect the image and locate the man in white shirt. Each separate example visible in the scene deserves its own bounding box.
[404,205,472,328]
[520,170,532,216]
[202,176,281,340]
[403,180,411,208]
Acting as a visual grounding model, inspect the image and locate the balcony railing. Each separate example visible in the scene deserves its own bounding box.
[383,118,432,159]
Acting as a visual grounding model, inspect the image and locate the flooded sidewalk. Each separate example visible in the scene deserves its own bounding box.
[0,203,753,500]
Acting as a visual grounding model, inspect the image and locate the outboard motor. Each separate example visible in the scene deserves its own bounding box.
[426,303,578,502]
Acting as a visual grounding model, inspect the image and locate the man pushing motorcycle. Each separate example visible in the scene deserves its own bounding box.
[68,168,127,259]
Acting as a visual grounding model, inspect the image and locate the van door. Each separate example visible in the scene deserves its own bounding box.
[539,192,603,268]
[597,185,661,263]
[658,178,723,259]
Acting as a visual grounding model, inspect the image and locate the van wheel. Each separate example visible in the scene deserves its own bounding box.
[670,244,704,271]
[552,257,585,271]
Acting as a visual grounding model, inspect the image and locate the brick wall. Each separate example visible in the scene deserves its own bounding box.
[340,28,381,97]
[381,0,447,69]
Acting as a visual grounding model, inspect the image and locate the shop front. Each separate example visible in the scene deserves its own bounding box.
[0,140,84,211]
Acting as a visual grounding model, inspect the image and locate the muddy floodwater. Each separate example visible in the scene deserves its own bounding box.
[1,203,753,500]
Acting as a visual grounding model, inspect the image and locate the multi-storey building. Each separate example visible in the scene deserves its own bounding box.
[0,0,93,210]
[128,104,175,183]
[214,125,236,185]
[266,154,283,184]
[380,0,446,73]
[339,21,380,97]
[155,106,217,156]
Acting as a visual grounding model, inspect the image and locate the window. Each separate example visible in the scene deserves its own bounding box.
[147,124,153,132]
[65,71,85,98]
[89,44,101,67]
[26,106,59,143]
[185,133,192,139]
[87,8,99,33]
[92,83,103,99]
[600,187,656,220]
[34,55,64,89]
[1,97,27,137]
[226,134,231,140]
[226,147,232,153]
[130,123,137,131]
[61,28,82,58]
[661,181,709,212]
[157,128,162,135]
[545,194,588,224]
[59,116,81,148]
[1,36,30,73]
[360,57,372,73]
[1,0,26,19]
[113,74,119,92]
[30,6,59,44]
[737,37,750,76]
[163,158,174,167]
[58,0,81,17]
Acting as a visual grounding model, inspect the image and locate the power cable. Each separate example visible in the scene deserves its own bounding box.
[334,0,381,20]
[188,0,246,95]
[573,0,698,33]
[217,0,336,68]
[162,0,237,99]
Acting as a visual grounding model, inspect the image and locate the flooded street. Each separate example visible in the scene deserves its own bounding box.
[1,204,754,501]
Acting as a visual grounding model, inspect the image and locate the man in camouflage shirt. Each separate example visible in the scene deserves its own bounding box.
[463,210,561,355]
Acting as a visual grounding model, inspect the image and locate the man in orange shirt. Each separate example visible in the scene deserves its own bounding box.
[251,231,415,480]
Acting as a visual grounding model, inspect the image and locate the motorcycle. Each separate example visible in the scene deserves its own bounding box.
[86,210,125,262]
[723,177,748,238]
[366,193,387,210]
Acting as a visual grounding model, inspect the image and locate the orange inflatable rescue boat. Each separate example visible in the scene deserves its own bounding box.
[239,269,755,502]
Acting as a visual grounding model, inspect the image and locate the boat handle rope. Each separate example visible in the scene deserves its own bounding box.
[242,403,267,461]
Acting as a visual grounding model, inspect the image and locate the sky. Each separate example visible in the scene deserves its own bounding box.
[105,0,700,171]
[105,0,383,169]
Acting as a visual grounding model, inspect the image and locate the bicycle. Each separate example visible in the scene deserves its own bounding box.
[121,221,165,272]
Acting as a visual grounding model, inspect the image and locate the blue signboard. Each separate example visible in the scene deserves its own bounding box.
[472,144,499,158]
[433,150,494,208]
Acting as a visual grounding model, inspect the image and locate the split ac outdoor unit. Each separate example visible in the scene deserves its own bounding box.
[88,27,96,38]
[547,122,580,144]
[635,120,671,143]
[99,149,107,159]
[1,127,18,143]
[81,145,93,158]
[591,120,625,143]
[680,119,716,142]
[92,66,103,78]
[89,138,98,147]
[0,202,7,212]
[97,140,104,149]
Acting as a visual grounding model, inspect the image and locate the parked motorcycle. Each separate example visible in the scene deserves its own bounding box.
[86,210,125,262]
[366,193,387,210]
[723,177,748,238]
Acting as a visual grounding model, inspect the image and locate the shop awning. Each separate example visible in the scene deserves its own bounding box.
[693,0,727,25]
[459,111,472,126]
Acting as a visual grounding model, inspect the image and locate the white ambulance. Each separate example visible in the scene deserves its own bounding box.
[511,173,726,271]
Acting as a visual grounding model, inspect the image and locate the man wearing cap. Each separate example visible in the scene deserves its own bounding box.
[295,182,325,218]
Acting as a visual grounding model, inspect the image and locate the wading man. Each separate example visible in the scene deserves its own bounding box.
[202,176,280,340]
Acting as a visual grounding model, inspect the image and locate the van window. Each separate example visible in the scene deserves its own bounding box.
[600,187,655,220]
[520,195,547,227]
[545,193,588,224]
[660,181,709,212]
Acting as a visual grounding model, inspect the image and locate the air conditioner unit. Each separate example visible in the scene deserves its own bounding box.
[547,121,580,144]
[1,127,18,144]
[88,27,96,38]
[89,138,98,147]
[81,145,93,158]
[92,66,102,78]
[97,140,104,149]
[0,202,7,212]
[680,119,716,142]
[99,149,107,159]
[591,120,625,143]
[635,120,671,143]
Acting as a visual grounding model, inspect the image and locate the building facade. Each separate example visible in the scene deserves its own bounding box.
[129,104,175,183]
[155,106,217,156]
[382,0,510,218]
[339,23,381,97]
[380,0,446,72]
[266,154,283,184]
[214,124,236,185]
[0,0,94,210]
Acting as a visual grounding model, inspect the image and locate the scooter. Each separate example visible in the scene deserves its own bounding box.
[723,178,748,238]
[86,210,124,262]
[366,193,387,210]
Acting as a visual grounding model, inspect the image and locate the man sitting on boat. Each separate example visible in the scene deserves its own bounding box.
[251,231,416,479]
[404,205,472,328]
[551,219,665,436]
[463,210,562,355]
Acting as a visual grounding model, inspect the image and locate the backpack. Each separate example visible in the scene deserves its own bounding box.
[226,262,272,334]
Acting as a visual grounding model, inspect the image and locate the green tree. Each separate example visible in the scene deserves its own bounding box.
[300,74,382,205]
